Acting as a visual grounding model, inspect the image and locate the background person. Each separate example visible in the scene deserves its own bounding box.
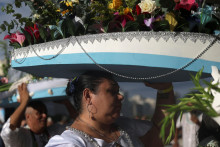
[46,71,175,147]
[1,83,75,147]
[173,111,202,147]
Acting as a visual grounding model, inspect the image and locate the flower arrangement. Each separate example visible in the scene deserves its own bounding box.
[0,0,219,48]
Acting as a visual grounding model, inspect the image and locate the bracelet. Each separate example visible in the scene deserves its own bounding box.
[158,86,173,94]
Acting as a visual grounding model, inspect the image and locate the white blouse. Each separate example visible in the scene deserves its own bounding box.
[46,116,152,147]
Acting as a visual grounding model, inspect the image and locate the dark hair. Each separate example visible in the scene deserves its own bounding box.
[66,71,115,115]
[26,100,47,115]
[198,114,220,145]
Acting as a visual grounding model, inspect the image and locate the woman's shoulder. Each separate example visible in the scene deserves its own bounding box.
[116,116,152,137]
[45,130,87,147]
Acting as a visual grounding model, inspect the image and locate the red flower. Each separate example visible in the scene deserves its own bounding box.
[136,5,142,15]
[25,24,40,40]
[114,12,134,22]
[113,12,134,28]
[4,31,25,46]
[175,0,198,11]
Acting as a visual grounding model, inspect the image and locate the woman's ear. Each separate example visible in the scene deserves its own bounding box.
[83,88,92,104]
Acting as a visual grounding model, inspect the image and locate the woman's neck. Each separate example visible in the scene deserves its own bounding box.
[76,115,112,134]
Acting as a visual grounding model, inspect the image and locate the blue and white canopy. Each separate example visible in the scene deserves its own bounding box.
[11,32,220,82]
[0,78,68,107]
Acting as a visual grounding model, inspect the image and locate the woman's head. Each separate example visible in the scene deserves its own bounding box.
[66,71,123,123]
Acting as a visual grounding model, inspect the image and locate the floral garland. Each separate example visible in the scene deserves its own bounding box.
[0,0,219,48]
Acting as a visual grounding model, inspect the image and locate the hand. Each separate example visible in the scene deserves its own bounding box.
[18,83,30,104]
[144,82,172,90]
[190,114,200,125]
[173,143,179,147]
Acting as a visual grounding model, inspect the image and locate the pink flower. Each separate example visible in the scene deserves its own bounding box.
[0,77,8,84]
[144,17,155,29]
[175,0,198,11]
[4,31,26,46]
[144,15,164,30]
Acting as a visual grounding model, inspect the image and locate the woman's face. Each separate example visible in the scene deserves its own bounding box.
[91,79,124,124]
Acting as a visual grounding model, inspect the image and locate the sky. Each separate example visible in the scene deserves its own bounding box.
[0,1,212,101]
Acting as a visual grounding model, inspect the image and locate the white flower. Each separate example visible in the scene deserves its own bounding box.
[71,0,79,4]
[138,0,156,14]
[210,66,220,125]
[33,14,40,19]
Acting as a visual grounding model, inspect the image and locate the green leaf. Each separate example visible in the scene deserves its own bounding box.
[124,21,139,32]
[0,24,6,32]
[1,6,5,12]
[0,83,12,92]
[66,19,75,36]
[49,24,64,39]
[152,20,170,31]
[10,42,21,49]
[6,4,14,14]
[20,27,32,45]
[10,21,14,30]
[155,0,175,11]
[3,21,9,26]
[15,1,22,8]
[124,0,137,9]
[38,27,46,42]
[13,13,22,19]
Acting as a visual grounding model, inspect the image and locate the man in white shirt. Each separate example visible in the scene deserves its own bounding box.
[173,111,202,147]
[1,83,75,147]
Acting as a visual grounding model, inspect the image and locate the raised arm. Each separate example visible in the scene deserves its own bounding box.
[140,82,175,147]
[10,83,30,130]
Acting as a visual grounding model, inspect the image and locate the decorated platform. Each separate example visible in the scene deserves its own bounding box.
[0,78,68,107]
[11,32,220,82]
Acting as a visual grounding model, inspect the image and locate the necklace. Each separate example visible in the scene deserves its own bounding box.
[77,117,122,147]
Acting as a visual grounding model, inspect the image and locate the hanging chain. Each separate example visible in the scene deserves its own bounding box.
[14,38,72,63]
[75,36,219,80]
[13,34,219,81]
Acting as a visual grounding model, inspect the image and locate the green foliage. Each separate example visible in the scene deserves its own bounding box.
[160,68,219,144]
[0,83,12,92]
[90,1,113,24]
[0,41,10,77]
[155,0,175,12]
[125,0,138,9]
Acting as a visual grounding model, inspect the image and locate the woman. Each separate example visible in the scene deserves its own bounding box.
[46,71,175,147]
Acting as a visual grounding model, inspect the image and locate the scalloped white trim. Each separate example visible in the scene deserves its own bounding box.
[11,31,220,58]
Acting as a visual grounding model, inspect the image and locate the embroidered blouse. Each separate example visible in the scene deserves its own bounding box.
[45,116,152,147]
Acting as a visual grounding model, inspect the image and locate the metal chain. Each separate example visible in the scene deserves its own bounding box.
[13,34,219,80]
[77,117,119,143]
[76,36,219,80]
[14,52,28,64]
[14,38,72,63]
[30,38,71,60]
